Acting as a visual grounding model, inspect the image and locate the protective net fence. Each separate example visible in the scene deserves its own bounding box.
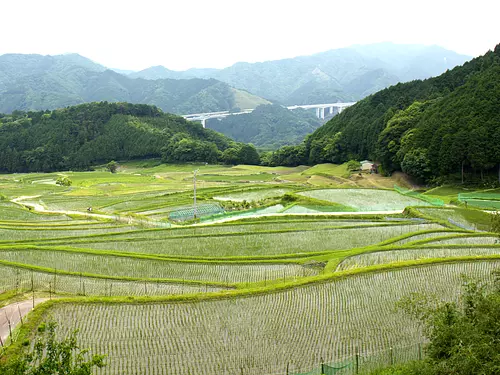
[394,185,444,206]
[168,203,224,221]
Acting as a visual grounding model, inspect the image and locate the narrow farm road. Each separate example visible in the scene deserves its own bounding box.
[10,196,170,227]
[11,196,404,227]
[11,196,117,220]
[0,299,47,345]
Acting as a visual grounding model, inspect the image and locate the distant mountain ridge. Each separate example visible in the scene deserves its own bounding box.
[265,43,500,184]
[0,54,269,114]
[130,43,471,104]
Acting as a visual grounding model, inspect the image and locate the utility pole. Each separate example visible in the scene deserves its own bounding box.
[193,169,199,219]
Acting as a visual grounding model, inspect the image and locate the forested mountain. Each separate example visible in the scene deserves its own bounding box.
[266,44,500,184]
[207,104,322,149]
[131,43,471,104]
[0,54,268,114]
[0,102,260,173]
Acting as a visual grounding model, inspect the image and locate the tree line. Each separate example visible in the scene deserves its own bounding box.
[0,102,260,173]
[263,43,500,184]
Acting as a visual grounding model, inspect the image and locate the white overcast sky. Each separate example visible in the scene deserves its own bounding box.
[1,0,499,71]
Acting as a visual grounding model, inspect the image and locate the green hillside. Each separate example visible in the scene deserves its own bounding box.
[272,43,500,183]
[0,54,268,114]
[0,102,260,173]
[207,104,322,149]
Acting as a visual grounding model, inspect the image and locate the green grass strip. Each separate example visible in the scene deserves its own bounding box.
[0,259,233,288]
[0,222,424,247]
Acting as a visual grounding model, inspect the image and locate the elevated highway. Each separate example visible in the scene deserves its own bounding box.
[182,102,356,127]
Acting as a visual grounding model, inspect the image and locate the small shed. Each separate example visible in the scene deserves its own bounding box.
[360,160,374,171]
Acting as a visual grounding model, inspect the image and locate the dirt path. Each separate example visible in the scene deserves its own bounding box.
[11,196,117,220]
[10,196,170,227]
[12,196,403,227]
[0,299,47,345]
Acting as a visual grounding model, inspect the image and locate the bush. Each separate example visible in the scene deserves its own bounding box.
[0,321,106,374]
[346,160,361,172]
[55,176,72,186]
[106,160,118,173]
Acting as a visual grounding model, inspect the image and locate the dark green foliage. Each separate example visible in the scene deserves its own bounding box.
[388,275,500,375]
[105,161,118,173]
[400,149,432,183]
[207,104,322,149]
[0,322,106,374]
[261,144,307,167]
[346,160,361,171]
[282,43,500,182]
[55,176,72,186]
[491,212,500,236]
[0,102,257,172]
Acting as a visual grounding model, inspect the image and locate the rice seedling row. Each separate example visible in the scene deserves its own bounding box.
[423,235,500,246]
[45,261,500,375]
[0,264,220,297]
[66,224,444,257]
[337,247,500,271]
[0,226,139,241]
[0,249,318,283]
[297,189,430,211]
[388,231,466,245]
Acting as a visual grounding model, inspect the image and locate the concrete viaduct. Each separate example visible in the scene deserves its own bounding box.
[182,102,356,128]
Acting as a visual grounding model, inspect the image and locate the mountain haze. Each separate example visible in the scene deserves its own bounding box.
[131,43,471,104]
[0,54,269,114]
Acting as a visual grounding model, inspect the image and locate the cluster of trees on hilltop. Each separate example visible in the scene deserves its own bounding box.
[0,102,260,173]
[264,43,500,184]
[207,104,323,150]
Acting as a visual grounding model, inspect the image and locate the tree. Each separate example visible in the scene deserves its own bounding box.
[491,211,500,237]
[401,149,432,182]
[391,274,500,375]
[55,176,72,187]
[0,322,106,374]
[105,160,118,173]
[346,160,361,172]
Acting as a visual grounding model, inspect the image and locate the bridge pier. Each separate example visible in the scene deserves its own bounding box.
[316,107,325,119]
[329,106,334,115]
[201,118,206,128]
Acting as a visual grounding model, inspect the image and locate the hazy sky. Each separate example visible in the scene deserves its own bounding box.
[1,0,499,71]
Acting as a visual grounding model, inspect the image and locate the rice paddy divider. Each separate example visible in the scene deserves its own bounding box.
[0,259,235,288]
[3,255,500,362]
[0,222,427,248]
[0,245,315,264]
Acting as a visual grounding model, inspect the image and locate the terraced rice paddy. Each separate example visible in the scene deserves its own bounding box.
[1,165,500,375]
[0,263,221,297]
[0,249,317,284]
[62,223,443,257]
[48,261,500,375]
[298,189,429,211]
[213,188,290,202]
[337,248,500,271]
